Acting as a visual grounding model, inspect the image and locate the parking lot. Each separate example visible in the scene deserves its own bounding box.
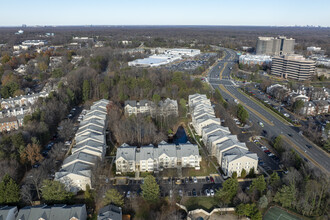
[247,137,281,173]
[165,53,217,72]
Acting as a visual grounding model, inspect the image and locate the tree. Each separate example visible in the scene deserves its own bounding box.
[0,174,20,204]
[20,184,33,205]
[269,172,281,189]
[274,184,297,209]
[141,175,160,203]
[58,119,75,141]
[41,180,73,203]
[21,141,43,166]
[241,169,247,178]
[83,79,90,101]
[250,175,266,195]
[232,171,238,179]
[104,188,124,207]
[84,184,94,206]
[215,177,238,204]
[247,167,256,178]
[152,94,161,104]
[292,100,304,114]
[273,136,284,154]
[236,203,262,220]
[258,195,268,209]
[237,104,249,124]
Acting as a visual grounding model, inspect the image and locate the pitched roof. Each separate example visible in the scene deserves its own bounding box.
[98,205,122,220]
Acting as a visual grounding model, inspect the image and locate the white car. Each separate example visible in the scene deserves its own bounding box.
[205,189,210,197]
[126,191,131,198]
[179,189,183,197]
[193,177,198,183]
[210,189,215,196]
[268,153,275,157]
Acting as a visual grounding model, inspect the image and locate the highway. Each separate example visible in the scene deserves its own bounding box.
[208,48,330,175]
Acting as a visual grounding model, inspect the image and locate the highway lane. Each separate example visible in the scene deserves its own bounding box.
[208,48,330,174]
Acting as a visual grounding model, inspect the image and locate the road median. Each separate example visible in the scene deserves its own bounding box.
[237,89,291,126]
[219,84,274,126]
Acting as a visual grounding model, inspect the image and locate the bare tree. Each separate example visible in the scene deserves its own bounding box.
[20,184,34,205]
[58,119,75,141]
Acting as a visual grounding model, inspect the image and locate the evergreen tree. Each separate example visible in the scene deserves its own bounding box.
[141,175,160,203]
[215,177,238,204]
[41,180,73,203]
[104,188,124,207]
[0,174,20,204]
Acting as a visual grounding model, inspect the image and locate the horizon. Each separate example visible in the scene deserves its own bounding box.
[1,0,329,27]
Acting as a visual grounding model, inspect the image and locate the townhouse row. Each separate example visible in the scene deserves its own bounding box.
[55,99,109,193]
[0,204,122,220]
[115,141,201,174]
[189,94,258,178]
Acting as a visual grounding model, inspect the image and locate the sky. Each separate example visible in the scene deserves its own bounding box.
[0,0,329,26]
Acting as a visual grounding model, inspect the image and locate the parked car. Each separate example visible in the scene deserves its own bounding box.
[210,189,215,196]
[206,176,210,182]
[169,190,173,198]
[210,176,215,183]
[192,189,197,197]
[205,189,210,196]
[179,189,183,197]
[193,176,198,183]
[126,191,131,198]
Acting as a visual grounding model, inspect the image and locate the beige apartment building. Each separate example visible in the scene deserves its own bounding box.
[271,55,316,81]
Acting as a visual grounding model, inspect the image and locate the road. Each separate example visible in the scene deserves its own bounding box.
[208,48,330,175]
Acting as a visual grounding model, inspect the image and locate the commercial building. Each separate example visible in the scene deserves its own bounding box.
[22,40,47,47]
[256,36,295,56]
[55,99,109,193]
[188,94,258,177]
[239,55,272,66]
[124,98,178,117]
[115,141,201,174]
[271,55,316,81]
[307,46,322,52]
[128,48,200,67]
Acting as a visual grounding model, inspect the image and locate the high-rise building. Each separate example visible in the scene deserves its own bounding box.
[256,36,295,56]
[271,55,316,81]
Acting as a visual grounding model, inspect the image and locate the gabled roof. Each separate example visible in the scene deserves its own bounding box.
[137,145,156,161]
[98,205,122,220]
[62,151,98,168]
[116,145,137,161]
[177,143,200,158]
[76,125,104,136]
[16,204,86,220]
[75,133,105,145]
[223,147,258,162]
[157,144,177,158]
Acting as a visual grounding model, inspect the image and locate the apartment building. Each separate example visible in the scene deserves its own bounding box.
[189,94,258,178]
[55,99,109,193]
[115,141,201,174]
[256,36,295,56]
[271,55,316,81]
[124,98,178,117]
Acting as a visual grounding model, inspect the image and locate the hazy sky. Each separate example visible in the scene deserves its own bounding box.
[1,0,329,26]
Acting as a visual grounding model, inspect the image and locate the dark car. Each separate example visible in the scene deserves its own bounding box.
[210,176,215,183]
[306,145,312,149]
[189,176,193,183]
[192,189,197,197]
[206,176,210,182]
[168,177,171,183]
[288,133,293,137]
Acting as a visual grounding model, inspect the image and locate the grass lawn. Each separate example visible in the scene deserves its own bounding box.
[183,197,218,211]
[182,157,217,176]
[158,168,178,177]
